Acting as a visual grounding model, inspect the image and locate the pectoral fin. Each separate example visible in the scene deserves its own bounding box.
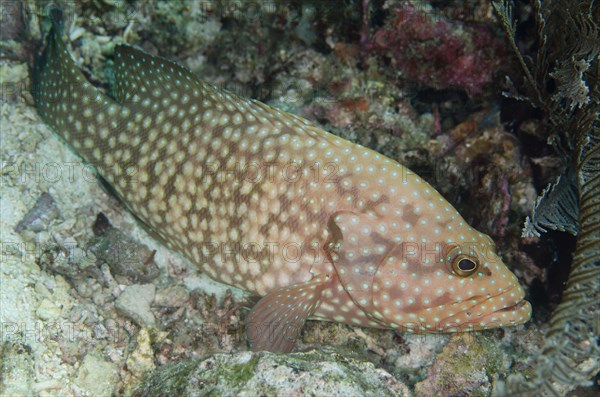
[246,275,330,352]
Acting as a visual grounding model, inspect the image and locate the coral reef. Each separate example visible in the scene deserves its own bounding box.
[414,334,502,397]
[367,2,507,95]
[132,350,411,397]
[2,0,593,396]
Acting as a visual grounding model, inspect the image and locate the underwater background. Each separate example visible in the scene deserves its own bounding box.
[0,0,597,396]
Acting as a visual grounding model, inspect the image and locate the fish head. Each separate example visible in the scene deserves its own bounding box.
[327,210,532,333]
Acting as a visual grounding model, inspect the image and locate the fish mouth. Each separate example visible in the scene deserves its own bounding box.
[488,285,527,313]
[427,287,532,332]
[440,287,531,330]
[478,287,532,327]
[495,299,528,313]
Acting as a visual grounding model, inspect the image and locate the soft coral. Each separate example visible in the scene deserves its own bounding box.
[368,3,506,95]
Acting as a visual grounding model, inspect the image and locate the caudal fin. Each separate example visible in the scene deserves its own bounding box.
[32,16,116,159]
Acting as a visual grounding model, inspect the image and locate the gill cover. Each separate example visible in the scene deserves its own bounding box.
[326,211,401,323]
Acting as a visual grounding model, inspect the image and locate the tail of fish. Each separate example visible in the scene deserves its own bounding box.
[32,13,213,238]
[32,18,119,181]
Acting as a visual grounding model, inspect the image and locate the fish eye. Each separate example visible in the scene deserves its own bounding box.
[451,254,479,277]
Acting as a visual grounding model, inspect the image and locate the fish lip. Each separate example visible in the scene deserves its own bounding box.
[477,286,531,326]
[459,285,525,314]
[488,285,527,313]
[426,285,531,333]
[439,286,529,326]
[493,298,527,313]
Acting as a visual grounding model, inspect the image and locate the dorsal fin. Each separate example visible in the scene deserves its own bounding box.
[112,45,209,105]
[110,44,335,145]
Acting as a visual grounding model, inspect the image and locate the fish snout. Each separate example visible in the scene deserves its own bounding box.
[448,285,532,331]
[483,284,532,327]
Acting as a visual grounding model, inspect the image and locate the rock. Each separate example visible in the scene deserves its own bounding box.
[414,334,503,397]
[0,342,34,396]
[115,284,156,327]
[14,192,60,233]
[126,328,156,380]
[153,285,190,307]
[132,350,411,397]
[35,298,62,321]
[88,214,160,284]
[75,353,117,397]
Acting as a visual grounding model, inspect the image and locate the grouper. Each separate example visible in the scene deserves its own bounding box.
[32,18,531,352]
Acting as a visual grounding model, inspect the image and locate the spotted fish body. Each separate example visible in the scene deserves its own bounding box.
[33,24,531,352]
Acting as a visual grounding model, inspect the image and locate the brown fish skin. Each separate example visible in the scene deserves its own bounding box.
[32,24,531,352]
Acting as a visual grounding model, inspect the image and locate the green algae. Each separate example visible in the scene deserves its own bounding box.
[414,334,503,397]
[132,350,410,396]
[132,354,261,397]
[223,354,261,387]
[132,359,198,397]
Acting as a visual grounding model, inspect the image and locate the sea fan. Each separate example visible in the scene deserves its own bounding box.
[493,0,600,395]
[522,171,579,238]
